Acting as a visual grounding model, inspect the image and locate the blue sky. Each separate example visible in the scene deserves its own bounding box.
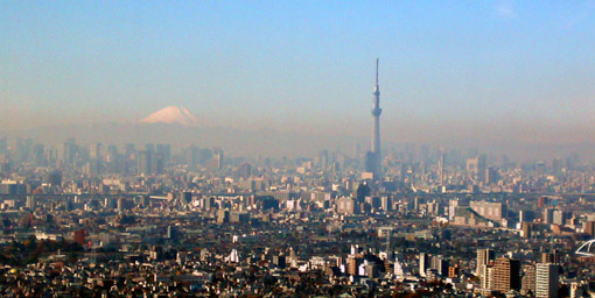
[1,1,594,143]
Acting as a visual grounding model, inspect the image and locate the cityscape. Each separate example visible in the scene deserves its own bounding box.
[1,1,595,297]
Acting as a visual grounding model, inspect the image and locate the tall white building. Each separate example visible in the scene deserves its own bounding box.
[419,252,429,277]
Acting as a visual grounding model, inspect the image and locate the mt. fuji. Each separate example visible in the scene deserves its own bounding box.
[140,106,200,126]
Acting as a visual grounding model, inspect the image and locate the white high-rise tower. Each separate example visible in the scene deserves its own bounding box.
[365,58,382,179]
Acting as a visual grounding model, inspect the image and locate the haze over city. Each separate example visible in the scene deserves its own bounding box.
[2,1,595,159]
[1,2,595,297]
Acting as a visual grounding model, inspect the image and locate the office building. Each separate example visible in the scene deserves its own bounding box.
[419,252,430,277]
[476,248,495,277]
[521,264,536,296]
[489,257,521,293]
[536,263,559,298]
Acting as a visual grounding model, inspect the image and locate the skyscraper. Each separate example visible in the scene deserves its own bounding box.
[476,248,495,276]
[536,263,559,298]
[365,58,383,179]
[431,255,449,276]
[481,256,521,295]
[419,252,430,277]
[439,150,445,186]
[490,257,521,293]
[521,264,537,296]
[137,150,153,175]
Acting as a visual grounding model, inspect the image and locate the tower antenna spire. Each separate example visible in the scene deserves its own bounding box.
[376,58,379,88]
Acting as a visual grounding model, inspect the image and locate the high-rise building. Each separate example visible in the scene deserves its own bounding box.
[380,196,391,212]
[536,263,559,298]
[156,144,171,163]
[478,154,487,183]
[355,182,370,204]
[336,196,356,215]
[476,248,495,276]
[521,222,532,238]
[124,144,136,157]
[521,264,536,296]
[552,209,566,225]
[61,139,78,166]
[217,210,230,224]
[466,157,479,181]
[208,149,224,170]
[489,257,521,293]
[25,195,35,209]
[584,220,595,237]
[166,225,177,240]
[540,251,560,264]
[486,167,500,185]
[272,255,286,268]
[438,151,445,186]
[538,197,549,209]
[519,210,526,223]
[33,144,46,166]
[448,199,461,221]
[179,191,192,204]
[419,252,430,277]
[117,198,125,212]
[89,143,103,160]
[237,163,253,178]
[364,59,383,179]
[543,208,554,224]
[431,255,449,276]
[137,150,153,175]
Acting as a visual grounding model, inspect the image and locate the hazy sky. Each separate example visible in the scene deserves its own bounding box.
[1,1,594,146]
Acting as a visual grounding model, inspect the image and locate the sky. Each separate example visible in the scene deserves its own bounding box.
[1,1,594,151]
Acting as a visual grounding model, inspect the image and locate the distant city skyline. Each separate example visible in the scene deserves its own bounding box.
[1,1,594,158]
[0,3,594,295]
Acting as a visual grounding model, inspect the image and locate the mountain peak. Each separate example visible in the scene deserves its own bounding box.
[140,106,200,126]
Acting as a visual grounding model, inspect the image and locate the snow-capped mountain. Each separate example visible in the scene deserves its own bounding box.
[140,106,200,126]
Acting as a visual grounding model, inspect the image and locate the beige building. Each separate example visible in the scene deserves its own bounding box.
[470,200,504,221]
